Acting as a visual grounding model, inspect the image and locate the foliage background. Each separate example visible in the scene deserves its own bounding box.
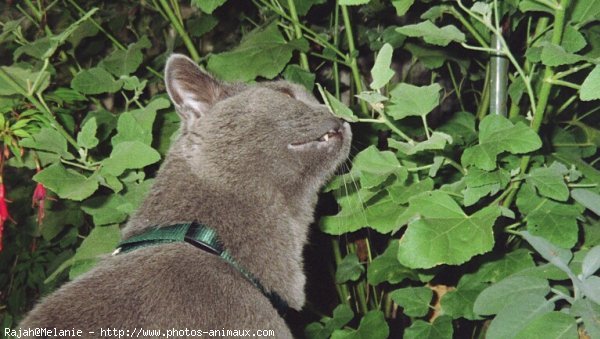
[0,0,599,338]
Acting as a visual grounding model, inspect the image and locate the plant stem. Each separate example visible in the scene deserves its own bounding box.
[449,6,489,48]
[286,0,309,70]
[340,4,368,115]
[0,68,78,148]
[158,0,200,62]
[332,239,352,307]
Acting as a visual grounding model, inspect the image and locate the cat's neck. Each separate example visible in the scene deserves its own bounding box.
[123,151,315,309]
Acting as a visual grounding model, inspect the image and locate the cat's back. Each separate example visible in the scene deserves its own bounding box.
[19,243,289,338]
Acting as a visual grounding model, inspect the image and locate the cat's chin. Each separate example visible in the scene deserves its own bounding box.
[287,121,350,153]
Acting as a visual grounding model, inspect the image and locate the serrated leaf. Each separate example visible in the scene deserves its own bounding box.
[397,191,501,268]
[370,43,394,90]
[100,36,151,76]
[0,65,50,95]
[331,310,388,339]
[81,194,129,226]
[387,83,441,119]
[71,67,122,95]
[352,146,405,188]
[463,168,510,206]
[207,23,307,81]
[486,294,554,339]
[526,162,569,201]
[462,115,542,170]
[101,141,160,176]
[404,316,453,339]
[112,98,169,146]
[282,64,315,91]
[441,283,486,320]
[580,65,600,101]
[305,304,354,339]
[367,241,418,285]
[33,163,99,201]
[540,42,585,66]
[335,253,365,283]
[69,225,120,279]
[562,24,587,53]
[518,185,581,248]
[77,117,99,149]
[396,21,465,46]
[473,275,550,315]
[318,84,359,122]
[438,111,477,145]
[388,132,452,155]
[19,127,74,160]
[389,287,433,317]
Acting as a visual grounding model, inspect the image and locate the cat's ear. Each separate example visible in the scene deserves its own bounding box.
[165,54,223,124]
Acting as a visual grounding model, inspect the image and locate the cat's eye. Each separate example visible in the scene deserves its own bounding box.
[278,88,295,98]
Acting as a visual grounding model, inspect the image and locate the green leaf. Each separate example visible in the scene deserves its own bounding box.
[305,304,354,339]
[387,83,441,119]
[571,299,600,338]
[461,115,542,170]
[404,315,453,339]
[69,225,120,279]
[520,231,573,273]
[81,195,129,226]
[465,249,536,284]
[77,117,99,149]
[207,23,307,81]
[580,65,600,101]
[396,21,465,46]
[370,43,394,90]
[112,97,168,146]
[438,111,477,145]
[473,275,550,315]
[519,0,554,13]
[397,191,501,268]
[317,84,359,122]
[463,168,510,206]
[33,163,99,201]
[20,127,74,160]
[191,0,227,13]
[389,287,433,317]
[517,185,581,249]
[102,141,161,176]
[570,0,600,25]
[582,245,600,278]
[388,132,452,155]
[540,42,585,66]
[392,0,415,16]
[367,241,419,285]
[331,310,388,339]
[441,283,486,320]
[352,146,405,188]
[336,253,365,283]
[282,64,315,91]
[0,65,50,95]
[486,294,554,339]
[100,36,151,76]
[526,162,569,201]
[562,24,587,53]
[71,67,122,95]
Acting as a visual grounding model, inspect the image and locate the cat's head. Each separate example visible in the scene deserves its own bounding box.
[164,54,351,194]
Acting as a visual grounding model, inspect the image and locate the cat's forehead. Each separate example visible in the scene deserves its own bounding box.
[255,80,320,105]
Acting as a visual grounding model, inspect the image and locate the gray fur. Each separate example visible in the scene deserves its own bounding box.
[19,54,351,338]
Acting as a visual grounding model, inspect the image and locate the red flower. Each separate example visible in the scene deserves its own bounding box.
[32,183,47,225]
[0,183,14,252]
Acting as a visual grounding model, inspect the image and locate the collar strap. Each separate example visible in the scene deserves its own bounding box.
[116,222,289,317]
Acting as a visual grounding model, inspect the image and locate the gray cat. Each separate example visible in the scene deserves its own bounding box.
[18,54,351,338]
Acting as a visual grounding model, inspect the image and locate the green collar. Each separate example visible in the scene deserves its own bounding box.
[116,222,289,317]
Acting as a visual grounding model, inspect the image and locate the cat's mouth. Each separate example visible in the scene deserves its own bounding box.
[288,123,348,151]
